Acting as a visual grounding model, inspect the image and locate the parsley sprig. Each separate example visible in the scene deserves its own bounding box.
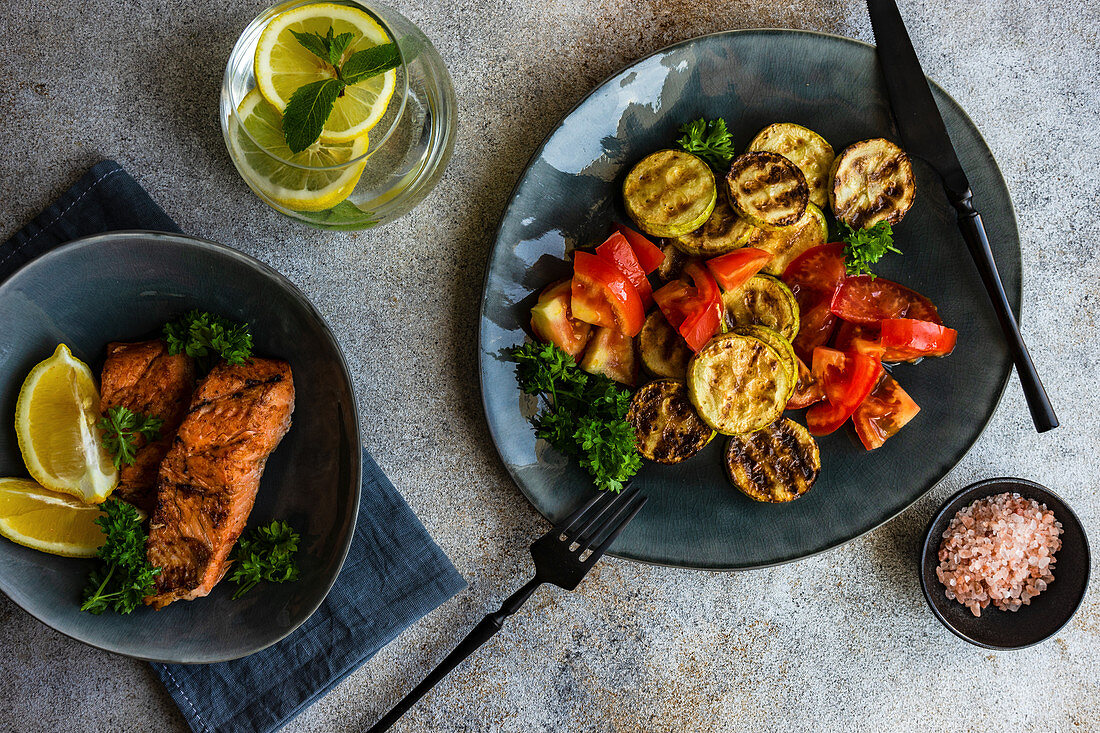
[839,221,901,277]
[163,310,253,368]
[229,521,301,599]
[676,118,736,171]
[97,406,163,469]
[81,499,161,615]
[512,342,640,493]
[281,30,401,153]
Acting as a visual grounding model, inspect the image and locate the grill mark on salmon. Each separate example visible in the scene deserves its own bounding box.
[144,358,294,609]
[99,340,196,513]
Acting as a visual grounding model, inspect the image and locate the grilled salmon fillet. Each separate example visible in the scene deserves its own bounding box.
[145,358,294,609]
[99,340,196,512]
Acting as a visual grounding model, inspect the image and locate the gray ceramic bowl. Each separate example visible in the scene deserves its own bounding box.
[0,231,361,662]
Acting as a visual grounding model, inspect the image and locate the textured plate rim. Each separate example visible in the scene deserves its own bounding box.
[477,29,1021,571]
[0,230,363,662]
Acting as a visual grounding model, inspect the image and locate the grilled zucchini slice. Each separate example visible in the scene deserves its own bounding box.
[627,379,715,464]
[722,274,800,342]
[638,310,693,379]
[725,152,808,230]
[729,325,797,403]
[725,418,820,503]
[747,123,835,208]
[753,203,827,276]
[687,333,792,435]
[829,138,916,228]
[623,150,717,237]
[673,194,756,257]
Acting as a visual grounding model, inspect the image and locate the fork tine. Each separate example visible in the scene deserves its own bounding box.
[583,494,647,561]
[571,482,642,549]
[556,480,633,536]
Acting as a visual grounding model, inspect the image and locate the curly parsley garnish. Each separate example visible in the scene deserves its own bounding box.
[229,520,301,599]
[675,118,736,171]
[163,310,253,367]
[840,221,901,277]
[512,342,640,493]
[97,406,163,469]
[81,499,161,615]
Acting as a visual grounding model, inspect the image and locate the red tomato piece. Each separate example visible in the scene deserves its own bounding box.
[596,231,653,309]
[679,298,724,352]
[792,301,838,363]
[852,373,921,450]
[830,276,942,325]
[530,279,592,359]
[806,347,883,436]
[783,243,847,362]
[879,319,958,359]
[832,321,887,360]
[579,326,637,386]
[652,279,696,329]
[614,223,665,274]
[652,262,723,351]
[571,251,645,336]
[705,248,772,292]
[785,356,825,410]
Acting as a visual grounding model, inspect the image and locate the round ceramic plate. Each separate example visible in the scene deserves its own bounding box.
[0,232,361,661]
[479,30,1021,569]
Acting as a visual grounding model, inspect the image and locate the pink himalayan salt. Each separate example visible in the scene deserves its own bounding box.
[935,492,1062,617]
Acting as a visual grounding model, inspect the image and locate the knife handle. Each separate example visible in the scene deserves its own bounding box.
[952,195,1058,432]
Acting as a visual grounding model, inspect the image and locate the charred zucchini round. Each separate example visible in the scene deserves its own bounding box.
[729,325,797,403]
[753,203,827,276]
[638,310,693,380]
[725,418,820,503]
[829,138,916,228]
[687,333,792,435]
[725,152,809,230]
[673,195,756,257]
[722,274,800,342]
[747,123,835,209]
[623,150,717,238]
[627,379,715,464]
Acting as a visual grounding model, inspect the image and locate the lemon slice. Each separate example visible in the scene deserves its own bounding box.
[0,478,105,557]
[15,345,118,504]
[229,89,370,212]
[254,2,397,143]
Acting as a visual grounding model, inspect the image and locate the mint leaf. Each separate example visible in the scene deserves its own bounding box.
[329,32,354,65]
[282,78,345,153]
[340,43,400,84]
[290,30,332,63]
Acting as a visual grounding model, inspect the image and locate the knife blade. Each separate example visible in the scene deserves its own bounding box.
[866,0,1059,432]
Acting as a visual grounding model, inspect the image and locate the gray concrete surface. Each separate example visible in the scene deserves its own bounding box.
[2,0,1099,731]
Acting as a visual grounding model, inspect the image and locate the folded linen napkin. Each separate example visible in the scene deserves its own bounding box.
[1,160,466,733]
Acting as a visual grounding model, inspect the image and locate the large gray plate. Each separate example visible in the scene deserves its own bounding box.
[0,232,361,661]
[479,30,1020,569]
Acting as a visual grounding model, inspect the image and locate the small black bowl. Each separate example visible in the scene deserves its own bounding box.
[920,477,1090,649]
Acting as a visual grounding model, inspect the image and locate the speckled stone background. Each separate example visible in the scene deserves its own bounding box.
[2,0,1099,730]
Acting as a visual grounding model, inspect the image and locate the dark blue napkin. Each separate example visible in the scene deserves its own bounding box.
[2,160,466,733]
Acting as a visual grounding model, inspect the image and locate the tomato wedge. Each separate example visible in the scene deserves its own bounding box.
[805,347,883,436]
[830,276,942,325]
[614,223,665,274]
[579,326,638,386]
[571,251,645,336]
[705,248,771,292]
[792,301,837,363]
[529,279,591,359]
[785,356,825,410]
[852,373,921,450]
[783,243,846,362]
[596,231,653,308]
[832,321,887,360]
[652,262,723,351]
[879,319,958,359]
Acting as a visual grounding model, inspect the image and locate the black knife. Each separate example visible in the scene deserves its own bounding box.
[866,0,1058,432]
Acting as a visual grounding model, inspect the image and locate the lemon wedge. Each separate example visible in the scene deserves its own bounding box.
[0,478,106,557]
[228,89,370,211]
[254,2,397,143]
[15,344,118,503]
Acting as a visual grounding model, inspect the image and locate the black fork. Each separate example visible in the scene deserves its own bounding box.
[367,482,648,732]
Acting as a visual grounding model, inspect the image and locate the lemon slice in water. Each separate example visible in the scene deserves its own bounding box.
[0,478,106,557]
[254,2,397,143]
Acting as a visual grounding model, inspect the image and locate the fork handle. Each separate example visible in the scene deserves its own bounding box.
[367,577,543,732]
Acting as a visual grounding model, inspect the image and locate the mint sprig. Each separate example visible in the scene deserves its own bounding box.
[281,30,401,153]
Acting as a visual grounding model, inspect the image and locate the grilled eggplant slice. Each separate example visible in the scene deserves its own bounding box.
[627,379,715,464]
[687,333,792,435]
[673,195,756,257]
[729,325,797,403]
[623,150,717,238]
[747,123,835,208]
[725,152,809,230]
[638,310,693,379]
[725,418,820,503]
[753,203,827,276]
[722,274,800,342]
[829,138,916,228]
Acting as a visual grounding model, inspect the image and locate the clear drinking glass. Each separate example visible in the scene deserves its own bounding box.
[220,0,456,229]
